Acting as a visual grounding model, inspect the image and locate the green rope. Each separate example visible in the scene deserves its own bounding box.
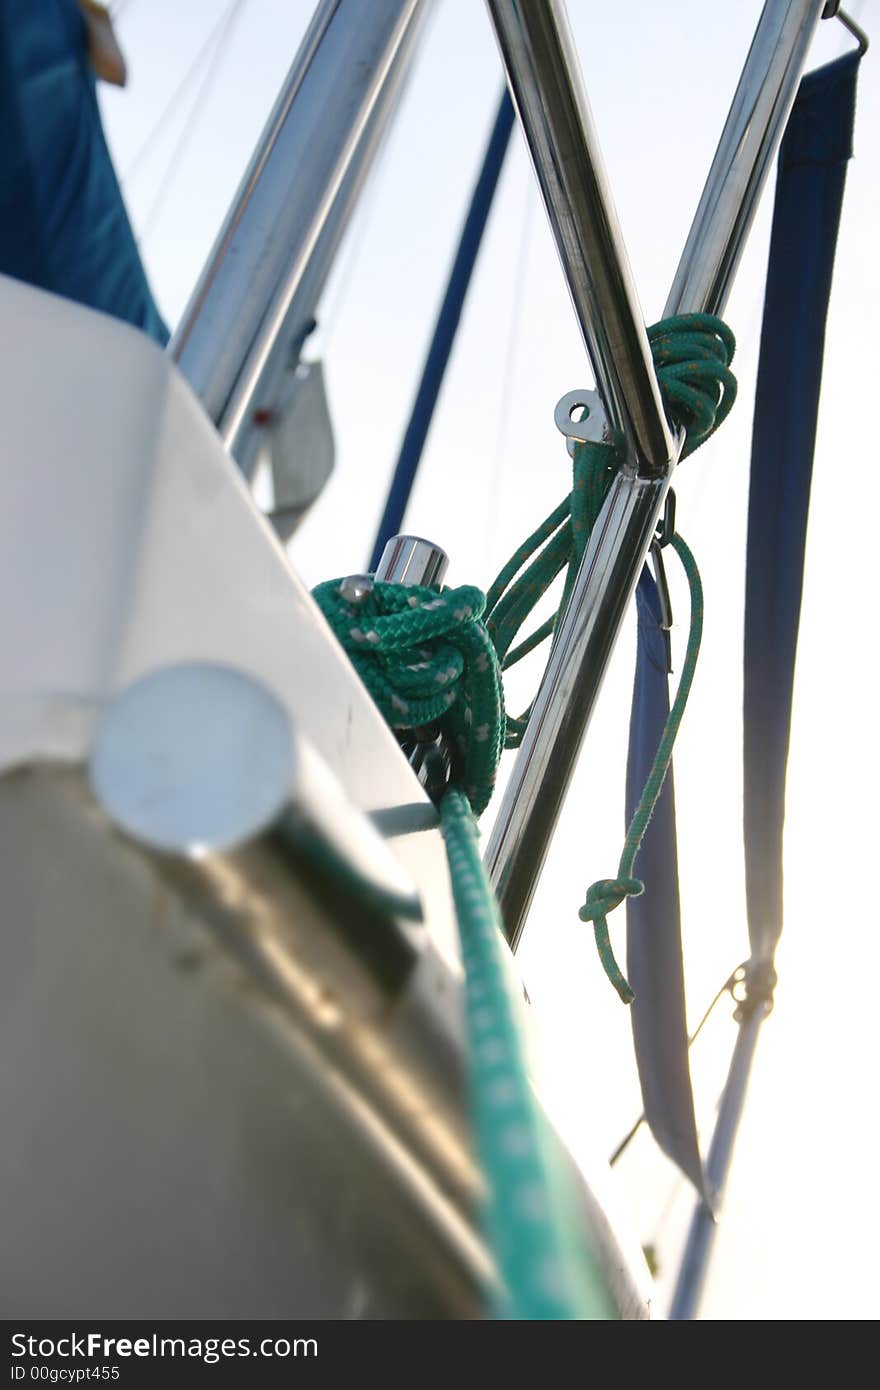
[648,314,737,458]
[485,314,735,749]
[486,441,615,746]
[579,532,703,1003]
[311,578,505,815]
[441,786,616,1320]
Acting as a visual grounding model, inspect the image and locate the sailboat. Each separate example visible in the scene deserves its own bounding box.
[0,0,873,1320]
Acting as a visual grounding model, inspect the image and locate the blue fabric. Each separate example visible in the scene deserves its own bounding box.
[626,567,705,1195]
[744,50,859,965]
[369,91,514,571]
[624,48,859,1194]
[0,0,167,342]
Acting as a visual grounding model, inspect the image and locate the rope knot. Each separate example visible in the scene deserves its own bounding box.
[312,578,505,815]
[578,877,643,922]
[579,877,643,1005]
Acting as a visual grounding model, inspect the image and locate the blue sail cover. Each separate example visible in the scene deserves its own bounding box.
[0,0,167,342]
[625,47,859,1192]
[744,50,859,967]
[626,569,705,1195]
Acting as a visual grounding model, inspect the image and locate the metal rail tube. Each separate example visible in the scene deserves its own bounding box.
[227,30,420,481]
[487,469,668,931]
[170,0,425,455]
[665,0,824,318]
[485,0,672,475]
[484,0,823,945]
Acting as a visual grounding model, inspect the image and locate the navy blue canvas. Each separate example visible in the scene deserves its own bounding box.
[0,0,167,342]
[370,92,514,570]
[626,567,706,1194]
[744,51,859,965]
[624,47,859,1193]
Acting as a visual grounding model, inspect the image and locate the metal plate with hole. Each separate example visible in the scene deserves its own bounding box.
[554,388,608,456]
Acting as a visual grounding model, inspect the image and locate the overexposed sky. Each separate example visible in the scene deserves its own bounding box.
[102,0,878,1318]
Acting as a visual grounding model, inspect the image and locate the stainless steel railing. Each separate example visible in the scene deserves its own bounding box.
[483,0,823,948]
[170,0,427,474]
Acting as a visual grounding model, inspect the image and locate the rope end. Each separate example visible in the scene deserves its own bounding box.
[579,878,641,1005]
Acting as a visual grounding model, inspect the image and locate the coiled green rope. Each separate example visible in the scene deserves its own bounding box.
[310,578,505,815]
[648,314,737,458]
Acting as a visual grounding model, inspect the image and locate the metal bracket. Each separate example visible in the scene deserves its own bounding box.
[649,488,676,638]
[654,487,676,549]
[649,541,673,637]
[823,3,869,57]
[554,388,609,456]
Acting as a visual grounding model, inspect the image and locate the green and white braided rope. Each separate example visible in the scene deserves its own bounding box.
[311,579,505,815]
[442,787,616,1319]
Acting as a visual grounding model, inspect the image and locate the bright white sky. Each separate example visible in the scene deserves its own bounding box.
[102,0,878,1318]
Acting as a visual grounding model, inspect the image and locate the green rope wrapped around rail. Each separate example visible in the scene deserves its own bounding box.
[648,314,737,458]
[485,313,735,746]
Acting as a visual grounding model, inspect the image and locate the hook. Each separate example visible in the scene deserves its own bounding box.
[838,10,869,56]
[654,487,676,550]
[649,539,674,636]
[823,4,869,56]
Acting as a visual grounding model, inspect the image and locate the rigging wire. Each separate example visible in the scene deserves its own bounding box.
[122,0,245,188]
[137,0,248,244]
[317,157,388,356]
[484,158,535,572]
[608,964,747,1166]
